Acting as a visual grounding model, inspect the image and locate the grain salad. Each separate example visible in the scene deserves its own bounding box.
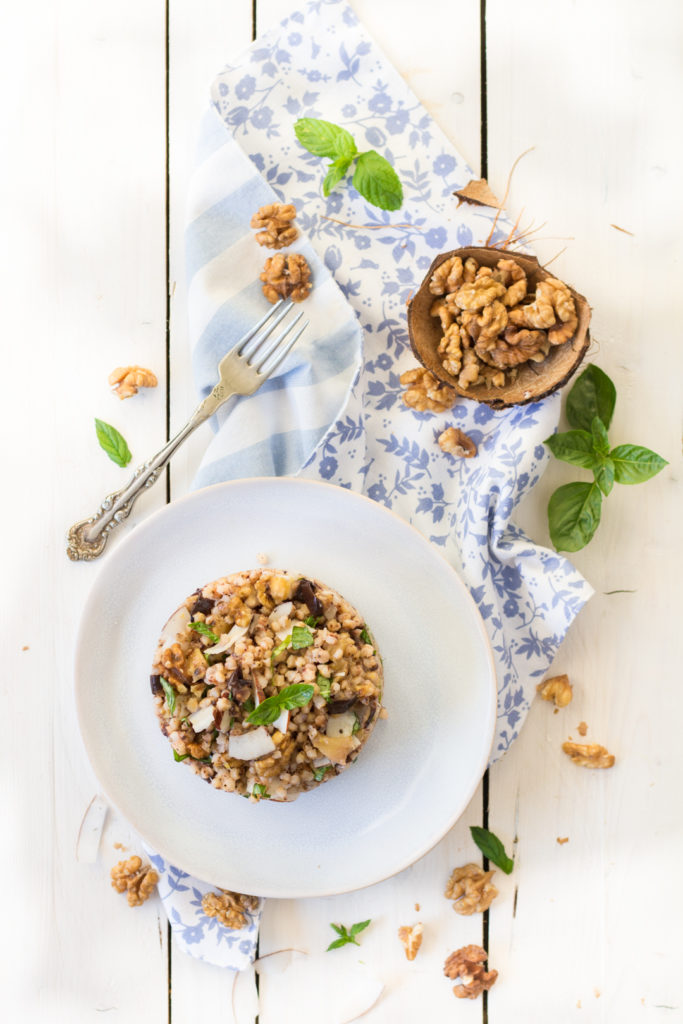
[150,569,384,802]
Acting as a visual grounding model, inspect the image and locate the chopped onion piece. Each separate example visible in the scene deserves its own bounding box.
[204,621,250,656]
[229,727,276,760]
[159,606,191,648]
[326,710,357,737]
[187,705,215,733]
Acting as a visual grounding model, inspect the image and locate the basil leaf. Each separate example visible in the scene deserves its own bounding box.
[323,156,353,196]
[94,418,132,468]
[565,365,616,432]
[173,749,189,762]
[548,481,602,552]
[271,635,291,662]
[610,444,668,485]
[242,698,255,714]
[594,457,615,496]
[252,783,270,799]
[304,615,321,627]
[349,919,371,937]
[294,118,357,160]
[359,626,373,646]
[591,416,610,456]
[188,621,219,644]
[351,715,360,735]
[352,150,403,211]
[544,429,597,470]
[160,676,176,715]
[316,673,331,700]
[246,683,315,725]
[470,826,514,875]
[291,624,314,650]
[314,765,329,782]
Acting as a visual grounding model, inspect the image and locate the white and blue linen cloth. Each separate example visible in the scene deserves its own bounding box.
[153,0,593,968]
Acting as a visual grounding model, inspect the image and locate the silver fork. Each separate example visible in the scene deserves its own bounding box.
[67,301,308,561]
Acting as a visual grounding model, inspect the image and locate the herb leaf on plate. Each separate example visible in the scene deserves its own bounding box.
[94,418,132,468]
[188,621,219,644]
[470,826,514,874]
[159,676,176,715]
[246,683,315,726]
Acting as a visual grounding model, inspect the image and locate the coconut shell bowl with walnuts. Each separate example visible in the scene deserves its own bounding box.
[407,247,591,409]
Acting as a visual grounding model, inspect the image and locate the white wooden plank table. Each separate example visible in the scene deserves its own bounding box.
[2,0,681,1021]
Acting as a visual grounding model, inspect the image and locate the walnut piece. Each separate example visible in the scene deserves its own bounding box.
[398,922,423,961]
[201,889,259,930]
[429,255,464,295]
[578,721,588,737]
[444,945,498,1000]
[250,203,299,249]
[537,673,573,707]
[445,863,498,915]
[400,367,457,413]
[108,366,158,400]
[260,253,312,303]
[438,427,477,459]
[110,856,159,907]
[562,741,615,769]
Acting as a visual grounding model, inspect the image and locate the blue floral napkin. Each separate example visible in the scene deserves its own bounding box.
[156,0,593,968]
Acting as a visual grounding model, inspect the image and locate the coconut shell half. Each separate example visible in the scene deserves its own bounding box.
[407,247,592,408]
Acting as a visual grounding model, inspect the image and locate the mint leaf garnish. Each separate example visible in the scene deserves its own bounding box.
[188,621,219,644]
[160,676,176,715]
[94,418,132,468]
[291,624,314,650]
[314,765,329,782]
[173,749,189,762]
[470,826,514,874]
[326,919,371,951]
[246,683,315,726]
[252,783,270,799]
[352,150,403,211]
[294,118,356,159]
[316,673,331,700]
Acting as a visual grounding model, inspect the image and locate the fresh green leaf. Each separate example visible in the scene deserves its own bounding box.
[188,621,219,644]
[591,416,610,456]
[246,683,315,726]
[565,365,617,432]
[351,715,360,735]
[326,920,371,951]
[294,118,357,160]
[173,749,189,762]
[305,614,323,628]
[548,481,602,552]
[242,698,255,714]
[316,673,332,700]
[314,765,330,782]
[359,626,373,646]
[94,418,132,468]
[470,826,514,875]
[291,624,314,650]
[594,457,615,496]
[352,150,403,211]
[610,444,668,485]
[198,756,213,765]
[323,156,354,196]
[270,635,291,662]
[544,429,597,470]
[252,783,270,799]
[160,676,176,715]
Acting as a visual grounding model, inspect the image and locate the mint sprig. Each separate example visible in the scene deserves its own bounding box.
[470,826,514,875]
[94,418,132,468]
[188,621,219,644]
[326,919,371,951]
[246,683,315,726]
[545,365,667,551]
[160,676,176,715]
[294,117,403,211]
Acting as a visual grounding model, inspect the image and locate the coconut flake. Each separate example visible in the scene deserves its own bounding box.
[326,710,357,737]
[453,177,502,209]
[268,601,293,631]
[272,708,289,733]
[204,621,250,656]
[159,605,191,648]
[229,727,276,760]
[187,705,215,733]
[252,955,383,1024]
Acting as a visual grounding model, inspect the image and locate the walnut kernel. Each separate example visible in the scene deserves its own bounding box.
[537,673,573,708]
[562,741,615,769]
[438,427,477,458]
[201,889,259,930]
[444,945,498,1000]
[108,366,158,400]
[445,863,498,915]
[400,367,457,413]
[110,856,159,907]
[260,253,312,303]
[398,922,423,961]
[250,203,299,249]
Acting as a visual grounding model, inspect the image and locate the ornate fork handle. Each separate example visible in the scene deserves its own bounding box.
[67,387,228,562]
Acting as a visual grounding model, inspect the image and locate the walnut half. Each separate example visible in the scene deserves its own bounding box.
[445,863,498,915]
[201,889,259,930]
[400,367,456,413]
[260,253,312,303]
[108,366,158,400]
[110,856,159,907]
[438,427,477,458]
[537,673,573,707]
[444,945,498,1000]
[398,923,423,961]
[250,203,299,249]
[562,741,615,769]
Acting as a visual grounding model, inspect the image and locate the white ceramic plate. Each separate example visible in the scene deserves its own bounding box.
[75,478,496,897]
